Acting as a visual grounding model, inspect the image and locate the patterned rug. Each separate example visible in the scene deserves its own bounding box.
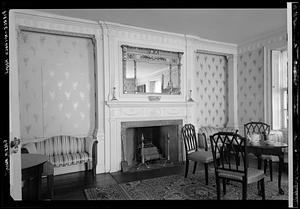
[84,170,288,200]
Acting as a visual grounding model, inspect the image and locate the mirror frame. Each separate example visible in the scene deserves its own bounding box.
[121,44,183,95]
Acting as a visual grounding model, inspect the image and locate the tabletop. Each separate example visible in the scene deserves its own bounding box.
[247,140,288,149]
[21,153,48,170]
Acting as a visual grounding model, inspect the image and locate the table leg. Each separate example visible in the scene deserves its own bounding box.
[37,165,43,200]
[278,152,284,195]
[257,155,262,195]
[257,155,262,169]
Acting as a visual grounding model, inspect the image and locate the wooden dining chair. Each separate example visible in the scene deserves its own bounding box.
[182,124,217,185]
[210,132,265,200]
[244,121,278,181]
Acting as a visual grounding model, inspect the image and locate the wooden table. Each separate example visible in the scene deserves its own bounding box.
[247,141,288,195]
[21,154,48,200]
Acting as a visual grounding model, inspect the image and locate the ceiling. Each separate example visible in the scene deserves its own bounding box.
[38,9,287,44]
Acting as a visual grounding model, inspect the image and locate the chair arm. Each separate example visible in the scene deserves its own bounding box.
[84,137,98,160]
[21,147,29,154]
[22,143,37,154]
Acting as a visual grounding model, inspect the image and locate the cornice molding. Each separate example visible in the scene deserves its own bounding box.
[13,10,285,56]
[12,9,99,25]
[238,26,287,54]
[13,10,101,36]
[187,35,238,55]
[99,20,187,47]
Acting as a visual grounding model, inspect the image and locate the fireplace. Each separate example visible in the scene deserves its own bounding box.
[120,120,183,172]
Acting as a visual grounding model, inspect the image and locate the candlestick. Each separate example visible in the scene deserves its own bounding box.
[188,89,194,102]
[111,87,117,100]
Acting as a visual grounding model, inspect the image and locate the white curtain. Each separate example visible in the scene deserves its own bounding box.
[272,49,287,130]
[18,30,95,141]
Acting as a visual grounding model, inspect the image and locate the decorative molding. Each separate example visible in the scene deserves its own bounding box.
[97,132,105,141]
[238,26,287,54]
[14,10,101,37]
[108,106,187,119]
[106,101,188,108]
[188,35,238,55]
[163,107,182,115]
[99,21,186,47]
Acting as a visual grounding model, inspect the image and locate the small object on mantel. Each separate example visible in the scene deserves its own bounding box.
[111,87,118,101]
[187,90,194,102]
[148,96,161,101]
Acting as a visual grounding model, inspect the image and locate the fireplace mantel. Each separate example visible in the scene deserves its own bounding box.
[106,100,195,121]
[106,100,193,108]
[104,100,194,172]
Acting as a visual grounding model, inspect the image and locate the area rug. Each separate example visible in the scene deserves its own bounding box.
[84,170,288,200]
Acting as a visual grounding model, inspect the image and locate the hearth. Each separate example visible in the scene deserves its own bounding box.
[120,120,183,172]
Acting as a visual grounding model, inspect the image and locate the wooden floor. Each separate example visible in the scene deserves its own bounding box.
[44,159,288,200]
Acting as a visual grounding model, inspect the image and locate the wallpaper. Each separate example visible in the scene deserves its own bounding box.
[237,47,264,125]
[194,53,228,128]
[18,30,95,140]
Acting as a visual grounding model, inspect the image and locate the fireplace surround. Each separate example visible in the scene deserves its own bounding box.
[105,101,194,172]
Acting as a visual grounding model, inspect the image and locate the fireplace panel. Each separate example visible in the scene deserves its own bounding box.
[121,120,183,172]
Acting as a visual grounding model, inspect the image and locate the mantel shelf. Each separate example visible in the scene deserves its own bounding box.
[105,100,195,108]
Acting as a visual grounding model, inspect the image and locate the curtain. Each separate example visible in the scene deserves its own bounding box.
[18,30,95,141]
[194,52,228,127]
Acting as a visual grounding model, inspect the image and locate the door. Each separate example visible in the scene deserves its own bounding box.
[9,10,22,200]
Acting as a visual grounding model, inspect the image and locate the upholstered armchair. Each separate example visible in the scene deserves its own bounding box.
[198,126,237,151]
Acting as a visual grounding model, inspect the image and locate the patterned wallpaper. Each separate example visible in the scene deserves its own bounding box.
[194,53,228,127]
[237,47,264,125]
[18,30,95,141]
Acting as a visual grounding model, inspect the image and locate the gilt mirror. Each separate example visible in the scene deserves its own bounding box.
[121,45,183,95]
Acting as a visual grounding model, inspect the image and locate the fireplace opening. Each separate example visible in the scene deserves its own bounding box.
[121,120,183,172]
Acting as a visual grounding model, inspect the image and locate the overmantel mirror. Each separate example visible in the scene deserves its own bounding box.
[121,45,183,95]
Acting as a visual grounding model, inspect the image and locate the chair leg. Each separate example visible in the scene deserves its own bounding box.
[92,165,96,179]
[204,163,209,185]
[269,160,273,181]
[237,155,240,166]
[242,180,247,200]
[264,159,267,174]
[222,178,226,195]
[84,162,89,179]
[216,176,221,200]
[260,178,265,200]
[185,160,189,178]
[47,174,54,199]
[193,162,197,174]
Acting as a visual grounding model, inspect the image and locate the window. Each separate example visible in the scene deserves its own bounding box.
[272,49,288,130]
